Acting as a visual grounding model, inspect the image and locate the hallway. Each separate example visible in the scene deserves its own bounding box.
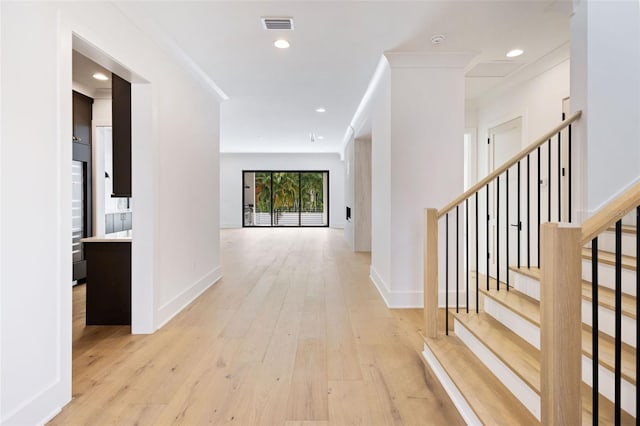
[50,228,462,425]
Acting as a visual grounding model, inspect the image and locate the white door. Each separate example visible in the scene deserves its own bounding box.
[488,117,522,282]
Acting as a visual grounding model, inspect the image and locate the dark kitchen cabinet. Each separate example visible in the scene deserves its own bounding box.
[72,91,93,282]
[112,73,132,197]
[85,241,131,325]
[73,91,92,146]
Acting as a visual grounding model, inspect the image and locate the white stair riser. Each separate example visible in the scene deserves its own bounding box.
[484,297,540,349]
[421,344,482,425]
[582,300,637,348]
[587,232,637,258]
[582,260,636,297]
[454,319,541,421]
[512,273,540,300]
[582,356,636,417]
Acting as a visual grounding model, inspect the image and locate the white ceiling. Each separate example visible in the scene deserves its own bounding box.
[72,50,112,97]
[118,1,570,154]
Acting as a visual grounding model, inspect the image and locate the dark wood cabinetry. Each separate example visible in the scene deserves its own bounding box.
[85,241,131,325]
[72,91,93,282]
[112,73,132,197]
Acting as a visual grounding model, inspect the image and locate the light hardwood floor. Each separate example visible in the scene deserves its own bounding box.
[50,228,463,425]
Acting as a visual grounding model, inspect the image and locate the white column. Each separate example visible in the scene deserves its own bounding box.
[571,0,640,217]
[370,52,473,307]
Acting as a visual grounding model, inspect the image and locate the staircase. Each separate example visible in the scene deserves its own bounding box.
[419,111,640,424]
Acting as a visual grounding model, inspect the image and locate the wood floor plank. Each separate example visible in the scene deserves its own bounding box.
[49,228,462,425]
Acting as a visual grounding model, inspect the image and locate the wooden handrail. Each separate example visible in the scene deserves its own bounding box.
[438,110,582,218]
[581,181,640,245]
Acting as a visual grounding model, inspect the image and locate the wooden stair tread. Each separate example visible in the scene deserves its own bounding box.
[452,311,541,393]
[509,267,636,318]
[510,266,541,281]
[422,333,538,425]
[582,382,636,425]
[477,274,540,326]
[582,248,636,270]
[582,328,636,385]
[582,281,636,319]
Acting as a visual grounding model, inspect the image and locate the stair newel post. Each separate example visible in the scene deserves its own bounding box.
[540,223,582,425]
[425,208,439,338]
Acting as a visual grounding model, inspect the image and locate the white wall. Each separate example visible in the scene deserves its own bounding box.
[1,2,222,424]
[370,53,470,307]
[467,59,570,270]
[220,153,345,229]
[472,59,570,181]
[571,0,640,216]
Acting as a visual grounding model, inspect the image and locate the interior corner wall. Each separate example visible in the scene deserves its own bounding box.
[344,137,372,251]
[344,138,356,247]
[571,0,640,215]
[370,64,392,300]
[1,2,222,424]
[219,153,345,229]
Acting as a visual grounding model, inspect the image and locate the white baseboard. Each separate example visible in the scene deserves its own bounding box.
[156,266,222,329]
[1,380,66,426]
[220,223,241,229]
[369,265,423,308]
[421,343,482,425]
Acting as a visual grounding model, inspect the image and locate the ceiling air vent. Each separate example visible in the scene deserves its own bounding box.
[261,17,294,30]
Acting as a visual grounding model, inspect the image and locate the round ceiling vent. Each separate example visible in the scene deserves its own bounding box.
[431,34,446,45]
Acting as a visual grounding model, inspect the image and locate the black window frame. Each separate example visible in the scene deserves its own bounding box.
[241,170,330,228]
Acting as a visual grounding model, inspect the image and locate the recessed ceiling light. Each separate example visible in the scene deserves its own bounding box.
[274,39,290,49]
[506,49,524,58]
[92,72,109,81]
[315,107,326,113]
[317,136,324,140]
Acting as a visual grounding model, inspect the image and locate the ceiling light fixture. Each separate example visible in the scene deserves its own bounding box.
[506,49,524,58]
[317,136,324,140]
[92,72,109,81]
[315,107,326,113]
[274,39,290,49]
[431,34,446,45]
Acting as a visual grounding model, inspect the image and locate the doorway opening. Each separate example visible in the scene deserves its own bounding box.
[488,117,523,282]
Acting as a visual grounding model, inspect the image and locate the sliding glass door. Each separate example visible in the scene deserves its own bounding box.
[243,171,329,227]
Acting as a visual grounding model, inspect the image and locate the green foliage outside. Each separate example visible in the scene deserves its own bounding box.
[254,172,324,213]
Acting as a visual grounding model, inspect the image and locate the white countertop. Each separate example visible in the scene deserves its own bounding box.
[81,230,132,243]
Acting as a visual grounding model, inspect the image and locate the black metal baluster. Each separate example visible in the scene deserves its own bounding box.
[527,154,531,269]
[506,169,510,291]
[497,176,500,291]
[517,161,521,268]
[592,237,599,426]
[486,184,489,291]
[476,192,479,313]
[548,139,551,222]
[456,205,459,314]
[466,199,469,314]
[445,213,449,336]
[568,124,572,223]
[537,147,541,268]
[558,131,562,221]
[615,220,622,425]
